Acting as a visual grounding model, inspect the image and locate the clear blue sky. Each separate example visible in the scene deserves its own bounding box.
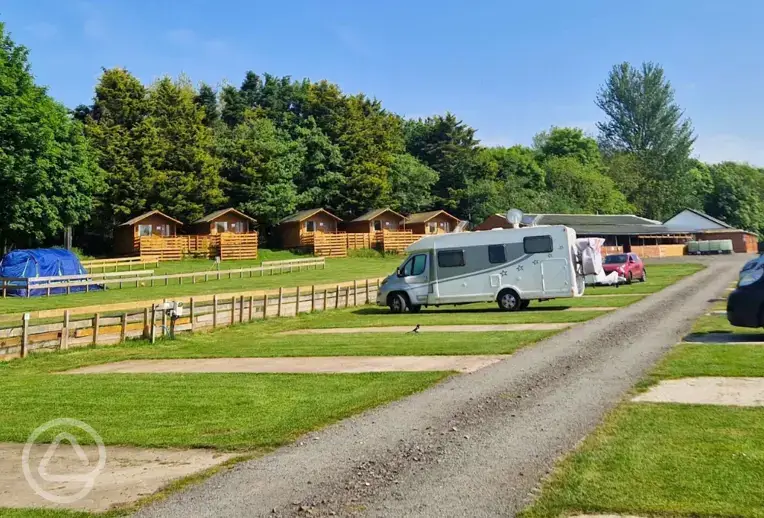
[3,0,764,164]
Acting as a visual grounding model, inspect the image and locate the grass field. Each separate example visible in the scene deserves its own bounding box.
[523,332,764,518]
[582,262,705,295]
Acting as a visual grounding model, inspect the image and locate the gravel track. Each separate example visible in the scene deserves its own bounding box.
[135,256,746,518]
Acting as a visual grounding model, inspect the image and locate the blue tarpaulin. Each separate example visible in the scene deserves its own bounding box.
[0,249,102,297]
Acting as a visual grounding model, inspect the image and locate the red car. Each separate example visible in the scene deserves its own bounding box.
[602,253,646,283]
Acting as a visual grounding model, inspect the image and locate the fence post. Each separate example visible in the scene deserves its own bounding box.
[213,295,218,328]
[248,295,254,321]
[310,285,316,312]
[365,279,370,304]
[143,307,150,338]
[296,287,302,315]
[230,296,236,325]
[278,287,284,317]
[239,296,244,324]
[60,310,70,350]
[345,286,350,308]
[93,313,100,345]
[263,293,269,319]
[120,313,127,343]
[353,280,358,306]
[190,298,195,331]
[21,313,29,358]
[323,289,328,311]
[335,285,340,309]
[260,261,264,277]
[162,299,168,336]
[150,306,157,343]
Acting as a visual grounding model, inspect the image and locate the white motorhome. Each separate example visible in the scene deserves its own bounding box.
[376,225,585,313]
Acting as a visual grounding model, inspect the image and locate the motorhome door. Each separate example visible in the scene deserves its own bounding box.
[399,253,429,306]
[541,258,570,294]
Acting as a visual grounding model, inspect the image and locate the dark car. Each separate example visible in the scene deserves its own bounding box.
[728,256,764,327]
[602,253,646,284]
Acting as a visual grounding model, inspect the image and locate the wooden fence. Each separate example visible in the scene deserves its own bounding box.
[382,230,424,253]
[0,257,325,298]
[0,276,384,361]
[81,257,160,272]
[139,232,260,261]
[314,233,349,257]
[346,233,372,250]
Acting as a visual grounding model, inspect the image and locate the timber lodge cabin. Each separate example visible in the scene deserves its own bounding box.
[190,207,256,235]
[113,210,182,256]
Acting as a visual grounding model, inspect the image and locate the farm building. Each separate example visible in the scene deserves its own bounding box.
[191,208,256,235]
[114,210,182,256]
[278,208,343,250]
[404,210,460,235]
[663,208,758,253]
[474,213,689,257]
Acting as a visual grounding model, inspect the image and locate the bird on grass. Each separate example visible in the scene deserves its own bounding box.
[408,324,420,334]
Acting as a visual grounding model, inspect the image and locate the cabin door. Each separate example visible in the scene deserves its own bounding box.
[541,259,570,294]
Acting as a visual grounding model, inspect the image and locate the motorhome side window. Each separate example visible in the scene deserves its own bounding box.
[400,254,427,276]
[523,235,553,254]
[488,244,506,264]
[437,250,465,268]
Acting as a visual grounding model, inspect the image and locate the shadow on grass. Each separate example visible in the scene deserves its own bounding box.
[350,306,570,316]
[684,332,764,343]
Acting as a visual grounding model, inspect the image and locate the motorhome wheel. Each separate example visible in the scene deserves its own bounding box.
[497,289,521,312]
[389,293,408,314]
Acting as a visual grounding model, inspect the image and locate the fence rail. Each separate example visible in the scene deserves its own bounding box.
[139,232,260,261]
[81,257,160,273]
[0,257,325,298]
[0,275,385,361]
[382,230,424,252]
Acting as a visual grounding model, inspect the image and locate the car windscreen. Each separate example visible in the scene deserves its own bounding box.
[604,254,628,264]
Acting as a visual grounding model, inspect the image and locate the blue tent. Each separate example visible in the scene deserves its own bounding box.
[0,249,102,297]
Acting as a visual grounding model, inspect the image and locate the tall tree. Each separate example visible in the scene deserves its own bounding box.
[542,157,633,214]
[0,23,100,249]
[387,154,439,214]
[595,62,696,220]
[145,76,224,222]
[705,162,764,235]
[194,83,219,127]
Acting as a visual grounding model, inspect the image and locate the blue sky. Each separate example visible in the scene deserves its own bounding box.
[3,0,764,164]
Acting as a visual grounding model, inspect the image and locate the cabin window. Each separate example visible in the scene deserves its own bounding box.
[437,250,465,268]
[400,254,427,277]
[373,220,382,231]
[214,221,228,233]
[305,221,315,232]
[138,224,152,237]
[440,221,450,232]
[488,245,506,264]
[523,235,553,254]
[428,222,437,233]
[231,221,246,233]
[157,224,171,237]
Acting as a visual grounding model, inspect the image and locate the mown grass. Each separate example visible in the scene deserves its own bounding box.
[0,254,402,314]
[582,263,704,295]
[523,323,764,518]
[691,314,764,338]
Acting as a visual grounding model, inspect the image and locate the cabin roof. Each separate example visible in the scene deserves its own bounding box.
[279,208,342,224]
[522,213,661,226]
[405,210,460,224]
[193,207,256,224]
[665,208,734,229]
[119,210,183,227]
[351,208,404,222]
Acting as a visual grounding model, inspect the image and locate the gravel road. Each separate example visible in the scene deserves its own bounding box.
[135,256,746,518]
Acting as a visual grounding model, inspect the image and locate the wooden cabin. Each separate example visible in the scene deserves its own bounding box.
[344,208,404,233]
[404,210,460,235]
[191,208,256,235]
[114,210,182,256]
[278,208,342,249]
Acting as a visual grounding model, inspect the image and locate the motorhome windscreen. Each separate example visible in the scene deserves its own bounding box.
[400,254,427,276]
[604,254,628,264]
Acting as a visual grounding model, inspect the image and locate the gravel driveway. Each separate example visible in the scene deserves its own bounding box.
[135,255,746,518]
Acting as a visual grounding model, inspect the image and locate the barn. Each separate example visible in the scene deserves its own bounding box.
[191,208,256,235]
[114,210,182,256]
[404,210,460,235]
[664,208,759,253]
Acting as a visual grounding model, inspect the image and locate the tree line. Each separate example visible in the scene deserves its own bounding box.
[1,22,762,253]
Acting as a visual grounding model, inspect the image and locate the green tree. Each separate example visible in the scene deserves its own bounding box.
[217,111,301,229]
[145,76,224,222]
[595,61,696,220]
[542,157,633,214]
[478,146,547,214]
[0,23,100,248]
[533,126,601,167]
[195,83,219,127]
[388,154,439,214]
[293,118,346,210]
[705,162,764,235]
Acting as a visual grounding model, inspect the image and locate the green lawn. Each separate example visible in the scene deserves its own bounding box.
[583,263,704,295]
[523,337,764,518]
[691,314,764,338]
[0,253,402,314]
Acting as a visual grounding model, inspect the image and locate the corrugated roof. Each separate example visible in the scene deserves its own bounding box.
[279,208,342,224]
[193,207,256,224]
[569,224,682,236]
[524,214,661,226]
[668,208,733,229]
[119,210,183,227]
[405,210,460,224]
[351,208,404,222]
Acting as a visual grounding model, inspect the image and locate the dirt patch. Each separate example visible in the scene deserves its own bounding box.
[0,442,234,512]
[683,333,764,344]
[64,355,509,375]
[632,377,764,406]
[279,323,572,335]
